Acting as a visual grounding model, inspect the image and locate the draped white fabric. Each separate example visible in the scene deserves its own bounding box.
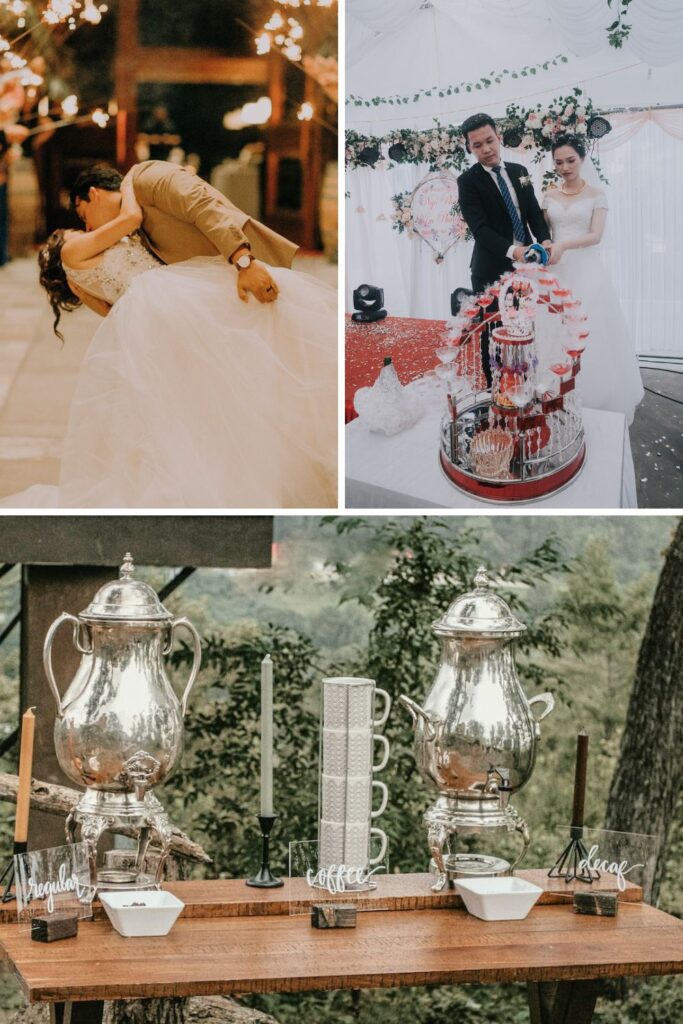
[348,1,683,74]
[346,121,683,355]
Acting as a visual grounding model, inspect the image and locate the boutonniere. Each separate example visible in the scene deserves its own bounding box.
[519,175,532,187]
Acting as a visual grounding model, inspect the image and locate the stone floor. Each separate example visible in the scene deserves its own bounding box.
[631,368,683,508]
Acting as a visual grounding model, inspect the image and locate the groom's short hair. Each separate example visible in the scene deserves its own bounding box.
[461,113,498,150]
[70,165,123,208]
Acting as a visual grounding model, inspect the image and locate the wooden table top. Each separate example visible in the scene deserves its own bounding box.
[1,893,681,1003]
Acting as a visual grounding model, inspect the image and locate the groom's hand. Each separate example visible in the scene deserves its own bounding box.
[237,261,280,304]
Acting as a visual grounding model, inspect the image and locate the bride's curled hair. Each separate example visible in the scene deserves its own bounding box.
[551,134,587,159]
[38,230,81,342]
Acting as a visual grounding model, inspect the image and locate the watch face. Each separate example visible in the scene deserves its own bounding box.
[237,255,252,269]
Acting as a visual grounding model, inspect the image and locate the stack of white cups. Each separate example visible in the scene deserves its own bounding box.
[318,677,391,878]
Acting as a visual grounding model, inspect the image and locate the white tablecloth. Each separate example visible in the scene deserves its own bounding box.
[346,407,637,509]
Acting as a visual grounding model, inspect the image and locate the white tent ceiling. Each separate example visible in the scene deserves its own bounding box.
[347,0,683,131]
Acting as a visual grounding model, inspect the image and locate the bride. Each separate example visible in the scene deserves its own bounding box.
[540,134,643,425]
[3,172,336,508]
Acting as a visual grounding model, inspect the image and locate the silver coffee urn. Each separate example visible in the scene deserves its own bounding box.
[43,553,201,889]
[399,566,554,891]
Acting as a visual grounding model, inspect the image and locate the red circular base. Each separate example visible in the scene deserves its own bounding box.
[441,443,586,502]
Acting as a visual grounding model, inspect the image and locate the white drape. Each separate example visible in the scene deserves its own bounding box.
[346,118,683,356]
[348,0,683,70]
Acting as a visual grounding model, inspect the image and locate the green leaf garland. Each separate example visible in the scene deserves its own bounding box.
[346,54,569,108]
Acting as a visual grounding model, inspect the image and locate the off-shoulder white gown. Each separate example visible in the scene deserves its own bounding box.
[540,189,644,425]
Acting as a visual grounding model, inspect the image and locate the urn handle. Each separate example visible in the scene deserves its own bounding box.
[164,617,202,715]
[43,612,92,719]
[528,691,555,722]
[398,695,437,741]
[528,692,555,737]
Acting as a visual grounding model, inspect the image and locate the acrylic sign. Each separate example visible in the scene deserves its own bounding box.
[14,842,95,926]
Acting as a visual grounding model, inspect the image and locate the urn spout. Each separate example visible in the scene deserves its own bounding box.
[398,695,436,741]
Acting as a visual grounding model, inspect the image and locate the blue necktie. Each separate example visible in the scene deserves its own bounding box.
[491,165,529,245]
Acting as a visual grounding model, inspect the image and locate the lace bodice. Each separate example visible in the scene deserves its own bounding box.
[65,234,161,304]
[542,190,608,244]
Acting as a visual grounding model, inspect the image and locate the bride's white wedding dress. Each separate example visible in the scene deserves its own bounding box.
[1,235,337,508]
[540,189,644,425]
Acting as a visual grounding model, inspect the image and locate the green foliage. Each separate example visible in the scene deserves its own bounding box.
[607,0,633,48]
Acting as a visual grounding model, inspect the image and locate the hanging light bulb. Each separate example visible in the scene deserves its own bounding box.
[297,102,314,121]
[240,96,272,125]
[255,32,271,55]
[62,94,79,116]
[91,108,109,128]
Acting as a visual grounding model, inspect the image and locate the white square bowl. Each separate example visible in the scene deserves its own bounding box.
[99,890,184,937]
[454,876,543,921]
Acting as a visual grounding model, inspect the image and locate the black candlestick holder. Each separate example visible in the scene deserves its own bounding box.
[246,815,283,888]
[0,841,27,903]
[548,825,600,885]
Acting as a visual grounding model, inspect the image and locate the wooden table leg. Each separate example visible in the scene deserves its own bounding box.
[528,980,599,1024]
[50,1002,104,1024]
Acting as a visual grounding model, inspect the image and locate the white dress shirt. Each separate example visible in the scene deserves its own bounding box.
[485,162,525,258]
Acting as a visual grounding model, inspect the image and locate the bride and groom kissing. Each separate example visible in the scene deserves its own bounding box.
[456,112,643,423]
[5,159,336,509]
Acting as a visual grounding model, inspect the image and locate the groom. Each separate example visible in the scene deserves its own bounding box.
[457,113,551,384]
[69,161,298,304]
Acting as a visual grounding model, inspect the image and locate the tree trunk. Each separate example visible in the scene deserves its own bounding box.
[103,997,278,1023]
[10,997,279,1024]
[0,773,211,866]
[604,519,683,905]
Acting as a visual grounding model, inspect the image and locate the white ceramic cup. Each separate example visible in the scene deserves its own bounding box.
[322,677,392,730]
[319,820,388,871]
[322,728,390,776]
[320,776,388,823]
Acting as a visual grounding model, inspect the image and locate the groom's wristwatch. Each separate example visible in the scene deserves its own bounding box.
[234,252,255,271]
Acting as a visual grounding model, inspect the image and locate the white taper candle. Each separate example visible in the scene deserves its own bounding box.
[260,654,274,817]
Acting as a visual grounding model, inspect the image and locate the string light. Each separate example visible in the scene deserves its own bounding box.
[297,102,313,121]
[91,107,109,127]
[255,0,336,65]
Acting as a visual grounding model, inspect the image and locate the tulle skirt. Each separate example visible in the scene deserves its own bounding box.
[535,247,644,425]
[2,256,337,508]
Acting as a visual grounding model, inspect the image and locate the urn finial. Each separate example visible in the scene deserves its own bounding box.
[473,565,490,591]
[120,552,135,580]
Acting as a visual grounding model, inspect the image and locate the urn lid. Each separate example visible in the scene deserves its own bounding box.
[432,566,526,638]
[80,553,173,622]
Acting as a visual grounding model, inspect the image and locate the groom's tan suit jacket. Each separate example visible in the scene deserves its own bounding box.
[131,160,298,268]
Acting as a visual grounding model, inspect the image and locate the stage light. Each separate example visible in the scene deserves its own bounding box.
[587,115,611,139]
[357,144,381,167]
[503,123,524,148]
[450,287,474,317]
[388,142,408,163]
[352,284,388,323]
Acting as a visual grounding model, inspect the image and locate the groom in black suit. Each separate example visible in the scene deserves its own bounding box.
[457,113,551,384]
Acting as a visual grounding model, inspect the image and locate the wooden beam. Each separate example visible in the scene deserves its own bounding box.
[0,515,274,568]
[134,51,269,85]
